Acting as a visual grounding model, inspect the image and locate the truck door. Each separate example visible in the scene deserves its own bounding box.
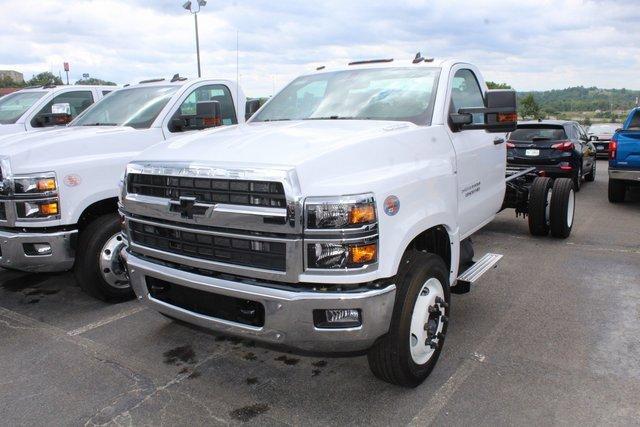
[446,67,506,238]
[163,83,238,140]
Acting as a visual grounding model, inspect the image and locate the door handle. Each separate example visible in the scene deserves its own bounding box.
[493,138,505,145]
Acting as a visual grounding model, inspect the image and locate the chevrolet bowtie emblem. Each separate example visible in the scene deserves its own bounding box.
[169,197,207,219]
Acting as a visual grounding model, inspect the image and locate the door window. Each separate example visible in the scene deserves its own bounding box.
[174,84,237,130]
[450,69,485,125]
[35,91,94,119]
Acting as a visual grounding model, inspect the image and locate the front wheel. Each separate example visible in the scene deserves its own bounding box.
[585,161,595,182]
[573,166,582,192]
[74,213,133,302]
[367,250,450,387]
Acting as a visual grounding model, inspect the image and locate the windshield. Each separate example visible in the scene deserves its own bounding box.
[509,126,567,142]
[588,124,618,134]
[72,85,179,129]
[251,67,440,125]
[0,91,46,124]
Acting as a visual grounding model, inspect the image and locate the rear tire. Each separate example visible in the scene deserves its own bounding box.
[74,214,133,302]
[585,161,595,182]
[608,179,626,203]
[550,178,575,239]
[367,250,450,387]
[573,166,582,192]
[528,177,553,236]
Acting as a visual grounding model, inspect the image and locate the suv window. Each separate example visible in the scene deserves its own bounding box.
[509,126,567,142]
[174,84,237,130]
[450,69,484,124]
[33,91,94,125]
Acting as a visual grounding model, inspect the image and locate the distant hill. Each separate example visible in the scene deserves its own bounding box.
[517,86,640,114]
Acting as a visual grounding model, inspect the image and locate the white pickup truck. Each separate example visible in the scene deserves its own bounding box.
[0,76,249,301]
[120,58,576,386]
[0,84,115,137]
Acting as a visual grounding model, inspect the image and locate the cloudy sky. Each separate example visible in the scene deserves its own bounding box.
[1,0,638,97]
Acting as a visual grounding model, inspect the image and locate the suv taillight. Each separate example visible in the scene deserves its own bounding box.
[609,134,618,160]
[506,140,515,148]
[551,141,574,152]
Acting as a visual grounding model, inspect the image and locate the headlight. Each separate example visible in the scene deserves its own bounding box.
[305,193,376,229]
[304,193,378,270]
[13,172,57,195]
[16,199,59,219]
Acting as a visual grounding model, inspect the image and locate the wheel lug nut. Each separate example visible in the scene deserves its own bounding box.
[435,297,449,309]
[441,316,449,324]
[428,306,440,314]
[437,332,445,340]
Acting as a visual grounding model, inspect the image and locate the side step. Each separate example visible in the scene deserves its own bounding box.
[452,253,503,294]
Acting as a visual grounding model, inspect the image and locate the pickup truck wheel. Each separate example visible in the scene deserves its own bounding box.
[74,214,133,302]
[585,161,596,182]
[367,250,450,387]
[549,178,575,239]
[608,179,626,203]
[528,177,553,236]
[573,166,582,192]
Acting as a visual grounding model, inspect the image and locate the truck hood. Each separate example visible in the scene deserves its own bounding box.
[0,126,149,173]
[137,120,414,167]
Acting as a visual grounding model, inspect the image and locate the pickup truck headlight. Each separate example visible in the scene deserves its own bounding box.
[305,193,376,229]
[304,193,378,270]
[13,173,57,195]
[16,199,59,218]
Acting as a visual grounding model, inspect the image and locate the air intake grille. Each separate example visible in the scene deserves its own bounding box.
[127,174,286,208]
[130,221,286,271]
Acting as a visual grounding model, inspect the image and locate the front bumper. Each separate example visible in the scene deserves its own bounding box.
[125,250,396,353]
[0,228,77,272]
[609,169,640,183]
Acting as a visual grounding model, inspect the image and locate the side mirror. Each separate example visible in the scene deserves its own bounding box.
[615,128,622,133]
[193,100,222,130]
[590,135,597,141]
[33,102,73,127]
[245,99,261,120]
[451,89,518,133]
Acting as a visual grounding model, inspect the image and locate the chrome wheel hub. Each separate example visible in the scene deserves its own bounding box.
[98,233,129,289]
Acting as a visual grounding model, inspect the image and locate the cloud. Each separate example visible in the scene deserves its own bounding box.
[0,0,638,95]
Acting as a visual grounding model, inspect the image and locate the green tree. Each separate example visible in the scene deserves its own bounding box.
[75,77,117,86]
[582,117,592,126]
[0,76,25,88]
[27,72,63,86]
[486,81,512,89]
[520,94,541,119]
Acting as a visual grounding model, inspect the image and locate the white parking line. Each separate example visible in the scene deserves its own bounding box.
[67,305,146,336]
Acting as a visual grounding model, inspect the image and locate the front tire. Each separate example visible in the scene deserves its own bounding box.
[550,178,575,239]
[608,179,626,203]
[74,213,133,302]
[573,166,582,192]
[367,250,450,387]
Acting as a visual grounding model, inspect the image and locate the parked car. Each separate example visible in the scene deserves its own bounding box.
[588,123,622,158]
[0,76,248,301]
[506,120,596,191]
[119,58,575,387]
[0,84,114,137]
[608,108,640,202]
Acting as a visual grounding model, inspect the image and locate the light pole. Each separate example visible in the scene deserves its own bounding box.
[183,0,207,77]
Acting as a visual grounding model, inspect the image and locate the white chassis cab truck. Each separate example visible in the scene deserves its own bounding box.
[0,84,115,137]
[0,76,249,301]
[120,58,575,386]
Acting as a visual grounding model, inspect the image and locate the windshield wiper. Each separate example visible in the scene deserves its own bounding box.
[305,116,366,120]
[258,118,293,122]
[81,122,118,126]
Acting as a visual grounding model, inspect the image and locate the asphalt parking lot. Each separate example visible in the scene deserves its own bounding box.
[1,160,638,426]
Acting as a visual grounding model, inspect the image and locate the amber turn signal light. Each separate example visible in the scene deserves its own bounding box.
[36,178,57,191]
[39,202,59,216]
[348,204,376,225]
[349,243,377,265]
[498,112,518,123]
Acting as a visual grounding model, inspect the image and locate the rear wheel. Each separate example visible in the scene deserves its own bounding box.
[74,214,133,302]
[608,179,626,203]
[550,178,575,239]
[573,166,582,192]
[367,251,450,387]
[585,161,595,182]
[528,177,553,236]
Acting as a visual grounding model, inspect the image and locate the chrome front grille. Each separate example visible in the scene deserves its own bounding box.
[127,173,286,208]
[129,220,287,272]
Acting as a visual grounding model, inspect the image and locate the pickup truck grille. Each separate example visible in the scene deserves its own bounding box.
[128,173,286,208]
[129,221,287,272]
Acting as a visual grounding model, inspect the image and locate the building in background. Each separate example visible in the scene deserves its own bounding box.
[0,70,24,83]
